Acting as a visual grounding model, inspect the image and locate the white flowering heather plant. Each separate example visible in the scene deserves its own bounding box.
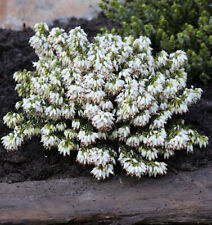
[2,23,208,180]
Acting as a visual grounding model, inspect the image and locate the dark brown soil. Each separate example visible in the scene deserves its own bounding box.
[0,13,211,183]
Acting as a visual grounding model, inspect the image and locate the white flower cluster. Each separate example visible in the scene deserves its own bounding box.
[1,23,208,180]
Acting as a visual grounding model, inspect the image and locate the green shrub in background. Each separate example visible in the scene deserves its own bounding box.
[99,0,212,83]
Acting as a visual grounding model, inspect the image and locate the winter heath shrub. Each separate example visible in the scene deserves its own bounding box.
[2,23,208,180]
[99,0,212,83]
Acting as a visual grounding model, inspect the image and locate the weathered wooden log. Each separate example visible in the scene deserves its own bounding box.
[0,167,212,224]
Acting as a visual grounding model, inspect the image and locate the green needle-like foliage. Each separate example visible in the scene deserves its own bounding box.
[99,0,212,83]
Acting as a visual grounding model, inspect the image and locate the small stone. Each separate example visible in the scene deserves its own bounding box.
[0,0,101,30]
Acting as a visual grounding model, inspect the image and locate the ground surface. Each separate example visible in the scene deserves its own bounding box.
[0,12,211,183]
